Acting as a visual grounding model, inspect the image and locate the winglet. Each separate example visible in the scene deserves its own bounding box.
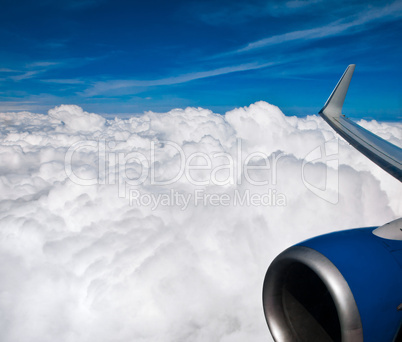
[319,64,355,117]
[318,64,402,182]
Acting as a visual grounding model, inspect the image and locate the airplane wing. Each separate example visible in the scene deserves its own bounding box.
[263,65,402,342]
[319,64,402,182]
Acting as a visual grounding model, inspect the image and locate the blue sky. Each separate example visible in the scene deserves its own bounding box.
[1,0,402,120]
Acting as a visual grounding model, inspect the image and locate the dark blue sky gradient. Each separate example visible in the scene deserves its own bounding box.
[1,0,402,119]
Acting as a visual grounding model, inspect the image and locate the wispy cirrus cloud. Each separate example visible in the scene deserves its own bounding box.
[6,60,62,82]
[82,62,275,97]
[10,70,43,81]
[5,57,100,83]
[41,78,85,84]
[231,0,402,54]
[285,0,323,9]
[189,0,323,25]
[0,68,17,73]
[27,61,59,68]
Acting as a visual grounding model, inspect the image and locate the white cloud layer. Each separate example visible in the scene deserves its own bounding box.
[0,103,401,342]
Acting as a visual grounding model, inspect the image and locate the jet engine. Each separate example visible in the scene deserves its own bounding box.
[263,219,402,342]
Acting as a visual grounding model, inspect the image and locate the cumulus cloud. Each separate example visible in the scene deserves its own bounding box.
[48,105,106,132]
[0,102,401,342]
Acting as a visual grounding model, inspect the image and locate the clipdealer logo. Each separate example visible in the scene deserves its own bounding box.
[301,138,339,204]
[64,137,339,206]
[64,138,285,189]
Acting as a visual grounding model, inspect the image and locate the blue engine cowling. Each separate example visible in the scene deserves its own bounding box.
[263,227,402,342]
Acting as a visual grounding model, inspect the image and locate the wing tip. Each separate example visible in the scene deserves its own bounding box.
[320,64,356,118]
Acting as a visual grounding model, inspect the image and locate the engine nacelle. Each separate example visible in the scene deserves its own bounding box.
[263,226,402,342]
